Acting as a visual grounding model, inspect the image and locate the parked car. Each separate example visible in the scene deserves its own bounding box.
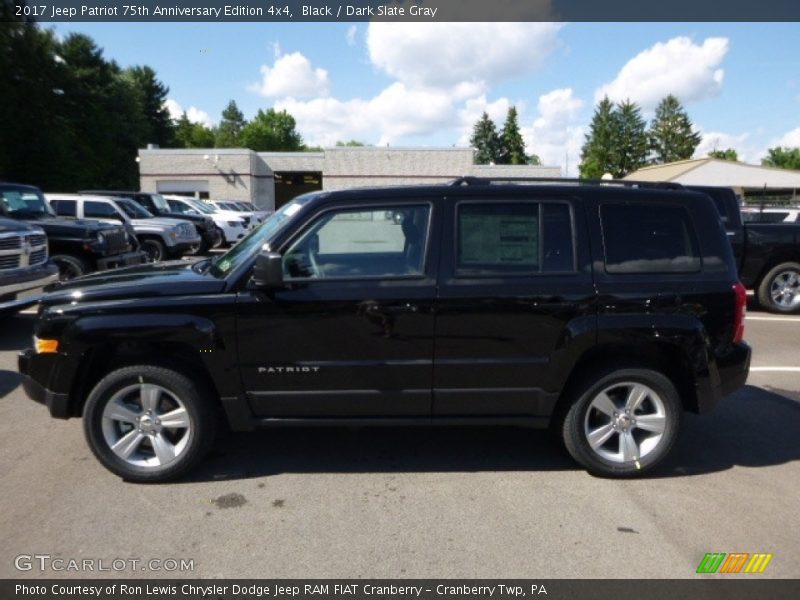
[206,199,266,225]
[47,194,200,262]
[0,183,144,280]
[19,179,750,482]
[230,200,272,223]
[741,206,800,224]
[687,186,800,313]
[163,195,248,246]
[0,217,59,315]
[80,190,221,254]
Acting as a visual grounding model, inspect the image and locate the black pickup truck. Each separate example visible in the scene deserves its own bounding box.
[19,180,750,482]
[0,183,145,280]
[688,185,800,313]
[81,190,221,255]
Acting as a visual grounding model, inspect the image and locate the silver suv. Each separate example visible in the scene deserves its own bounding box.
[47,194,200,262]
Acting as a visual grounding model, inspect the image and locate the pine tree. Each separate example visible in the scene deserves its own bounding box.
[614,100,649,177]
[126,65,174,148]
[215,100,246,148]
[499,106,527,165]
[648,95,702,164]
[579,97,617,179]
[470,112,501,165]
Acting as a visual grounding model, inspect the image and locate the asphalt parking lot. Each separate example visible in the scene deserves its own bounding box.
[0,302,798,579]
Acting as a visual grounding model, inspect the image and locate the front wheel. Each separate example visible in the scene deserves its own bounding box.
[757,262,800,314]
[562,367,682,477]
[83,365,216,482]
[51,254,89,281]
[141,238,166,262]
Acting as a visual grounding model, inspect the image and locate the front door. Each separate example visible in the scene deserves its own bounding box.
[237,200,439,418]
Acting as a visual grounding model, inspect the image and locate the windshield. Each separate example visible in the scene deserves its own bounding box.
[0,188,53,218]
[186,199,216,215]
[151,193,171,212]
[208,195,313,278]
[117,198,153,218]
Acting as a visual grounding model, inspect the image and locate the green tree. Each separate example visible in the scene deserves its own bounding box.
[126,65,174,148]
[614,100,649,177]
[174,112,215,148]
[708,148,739,161]
[240,108,303,151]
[470,112,501,165]
[579,97,617,179]
[762,147,800,170]
[215,100,246,148]
[499,106,527,165]
[648,95,701,164]
[335,140,368,147]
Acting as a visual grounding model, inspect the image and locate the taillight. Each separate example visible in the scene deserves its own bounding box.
[733,281,747,343]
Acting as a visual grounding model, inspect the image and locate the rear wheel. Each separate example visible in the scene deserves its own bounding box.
[757,262,800,313]
[562,367,681,477]
[83,365,216,482]
[51,254,88,281]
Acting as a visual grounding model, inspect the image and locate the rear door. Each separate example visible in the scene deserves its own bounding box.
[433,192,595,417]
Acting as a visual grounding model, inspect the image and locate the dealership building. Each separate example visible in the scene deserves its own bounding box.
[138,147,561,210]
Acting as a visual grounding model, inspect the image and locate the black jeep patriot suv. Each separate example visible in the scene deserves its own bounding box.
[19,179,751,481]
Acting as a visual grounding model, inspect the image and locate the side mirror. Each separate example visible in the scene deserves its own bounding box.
[251,251,284,289]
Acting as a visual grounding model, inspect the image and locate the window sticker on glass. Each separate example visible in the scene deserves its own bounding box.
[459,206,539,268]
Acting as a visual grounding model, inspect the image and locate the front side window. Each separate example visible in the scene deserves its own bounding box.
[84,201,119,219]
[601,203,701,274]
[283,205,430,280]
[50,199,77,217]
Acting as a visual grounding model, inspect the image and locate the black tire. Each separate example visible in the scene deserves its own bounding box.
[757,262,800,314]
[83,365,217,482]
[51,254,89,281]
[562,367,682,478]
[141,238,167,262]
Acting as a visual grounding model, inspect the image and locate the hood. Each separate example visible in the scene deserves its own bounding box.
[0,217,42,235]
[41,260,226,306]
[19,216,121,237]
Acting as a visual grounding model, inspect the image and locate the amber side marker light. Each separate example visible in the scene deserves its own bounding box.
[34,337,59,354]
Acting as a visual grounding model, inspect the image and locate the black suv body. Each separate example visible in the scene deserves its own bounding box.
[0,183,145,280]
[19,181,750,481]
[80,190,222,254]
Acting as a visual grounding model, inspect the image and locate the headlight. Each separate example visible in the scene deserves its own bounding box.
[95,232,105,244]
[169,229,179,240]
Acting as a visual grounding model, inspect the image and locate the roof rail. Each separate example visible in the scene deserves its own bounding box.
[448,176,685,190]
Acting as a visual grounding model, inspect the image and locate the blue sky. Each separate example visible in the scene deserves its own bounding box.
[52,22,800,174]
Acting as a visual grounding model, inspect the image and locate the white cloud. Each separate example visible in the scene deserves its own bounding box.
[596,37,729,109]
[366,23,562,90]
[522,88,585,175]
[163,99,213,127]
[772,126,800,148]
[695,131,753,162]
[276,83,460,147]
[345,25,357,47]
[250,51,330,98]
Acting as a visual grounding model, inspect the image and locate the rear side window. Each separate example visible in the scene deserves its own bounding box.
[456,202,574,275]
[84,201,118,219]
[50,199,77,217]
[601,203,701,274]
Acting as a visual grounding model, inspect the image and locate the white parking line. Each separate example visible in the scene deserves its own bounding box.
[746,316,800,322]
[749,367,800,372]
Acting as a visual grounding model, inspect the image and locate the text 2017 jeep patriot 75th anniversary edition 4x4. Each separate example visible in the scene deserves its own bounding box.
[19,180,751,482]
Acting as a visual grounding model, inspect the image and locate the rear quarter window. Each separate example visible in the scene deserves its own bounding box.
[601,203,701,274]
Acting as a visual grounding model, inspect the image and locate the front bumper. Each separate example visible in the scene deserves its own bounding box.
[18,349,71,419]
[0,263,60,312]
[96,250,147,271]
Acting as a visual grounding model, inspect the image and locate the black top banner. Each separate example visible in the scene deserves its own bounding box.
[6,0,800,23]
